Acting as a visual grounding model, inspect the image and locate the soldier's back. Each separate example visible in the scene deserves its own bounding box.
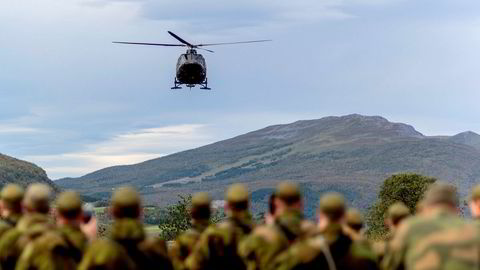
[78,238,136,270]
[383,208,480,270]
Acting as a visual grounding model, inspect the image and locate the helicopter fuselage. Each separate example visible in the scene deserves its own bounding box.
[176,49,207,86]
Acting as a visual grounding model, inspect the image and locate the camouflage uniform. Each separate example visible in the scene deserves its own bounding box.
[269,192,379,270]
[170,192,211,270]
[382,183,480,270]
[80,187,173,270]
[0,184,24,238]
[372,202,410,262]
[185,184,254,270]
[15,191,88,270]
[78,239,136,270]
[238,182,314,270]
[0,184,54,270]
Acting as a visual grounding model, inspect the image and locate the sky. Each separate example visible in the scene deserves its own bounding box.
[1,0,480,179]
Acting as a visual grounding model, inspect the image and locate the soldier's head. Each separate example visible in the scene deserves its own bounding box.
[191,192,211,221]
[0,184,24,217]
[55,190,83,225]
[22,183,52,214]
[420,182,458,213]
[469,184,480,218]
[110,187,142,219]
[274,181,303,216]
[345,208,364,233]
[225,184,249,215]
[385,202,410,231]
[317,192,346,229]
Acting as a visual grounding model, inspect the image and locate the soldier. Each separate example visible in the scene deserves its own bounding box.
[78,239,136,270]
[469,184,480,224]
[238,182,314,270]
[269,192,379,270]
[106,186,172,270]
[169,192,212,270]
[14,190,89,270]
[185,183,254,270]
[343,208,365,241]
[0,184,24,237]
[382,182,480,270]
[0,183,54,270]
[372,202,410,262]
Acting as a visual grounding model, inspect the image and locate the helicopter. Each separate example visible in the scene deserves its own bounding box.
[113,31,271,90]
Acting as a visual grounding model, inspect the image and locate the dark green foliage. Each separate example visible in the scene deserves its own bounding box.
[366,173,436,239]
[158,195,225,241]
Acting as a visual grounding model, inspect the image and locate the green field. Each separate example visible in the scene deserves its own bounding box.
[144,225,161,237]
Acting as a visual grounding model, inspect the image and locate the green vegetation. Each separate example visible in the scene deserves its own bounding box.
[158,194,225,241]
[365,173,437,239]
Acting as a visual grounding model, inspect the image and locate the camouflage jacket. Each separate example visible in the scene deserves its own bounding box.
[382,207,480,270]
[110,218,172,270]
[185,212,254,270]
[78,239,136,270]
[268,223,379,270]
[0,213,53,270]
[169,220,210,270]
[238,209,314,270]
[57,224,89,262]
[15,230,77,270]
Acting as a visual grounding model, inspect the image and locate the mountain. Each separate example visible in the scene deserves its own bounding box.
[0,153,58,190]
[449,131,480,151]
[56,114,480,212]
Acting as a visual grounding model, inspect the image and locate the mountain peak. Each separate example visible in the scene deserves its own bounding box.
[449,131,480,150]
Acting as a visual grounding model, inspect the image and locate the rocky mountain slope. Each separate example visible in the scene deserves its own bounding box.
[56,114,480,211]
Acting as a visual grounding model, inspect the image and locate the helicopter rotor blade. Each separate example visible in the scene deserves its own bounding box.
[167,31,195,47]
[197,48,215,53]
[197,39,272,47]
[113,41,186,47]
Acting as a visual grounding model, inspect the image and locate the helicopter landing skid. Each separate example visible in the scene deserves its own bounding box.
[171,78,211,90]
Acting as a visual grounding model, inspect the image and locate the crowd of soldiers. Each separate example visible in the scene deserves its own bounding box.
[0,181,479,270]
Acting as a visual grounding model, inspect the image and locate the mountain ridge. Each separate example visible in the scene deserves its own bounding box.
[56,114,480,210]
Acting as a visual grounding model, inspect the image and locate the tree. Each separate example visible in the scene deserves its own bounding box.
[365,173,436,239]
[158,194,226,240]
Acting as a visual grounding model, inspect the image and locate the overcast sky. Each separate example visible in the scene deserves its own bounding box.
[1,0,480,179]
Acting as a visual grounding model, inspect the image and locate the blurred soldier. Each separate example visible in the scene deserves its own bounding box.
[383,183,480,270]
[106,186,172,270]
[343,208,365,241]
[469,184,480,224]
[78,239,136,270]
[269,192,378,270]
[15,190,88,270]
[238,182,315,270]
[185,183,254,270]
[0,183,54,270]
[170,192,212,270]
[238,194,280,270]
[0,184,24,237]
[372,202,410,262]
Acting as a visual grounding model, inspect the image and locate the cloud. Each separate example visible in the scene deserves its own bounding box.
[26,124,216,179]
[0,125,41,134]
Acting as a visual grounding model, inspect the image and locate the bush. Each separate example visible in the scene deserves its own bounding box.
[365,173,436,239]
[158,194,225,241]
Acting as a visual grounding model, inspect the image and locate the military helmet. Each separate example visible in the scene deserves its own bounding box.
[470,184,480,201]
[192,192,211,207]
[422,182,457,207]
[56,190,83,218]
[225,184,249,203]
[191,192,211,220]
[1,184,24,207]
[386,202,410,225]
[23,183,52,213]
[110,186,141,218]
[275,181,301,203]
[345,208,364,231]
[318,192,346,220]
